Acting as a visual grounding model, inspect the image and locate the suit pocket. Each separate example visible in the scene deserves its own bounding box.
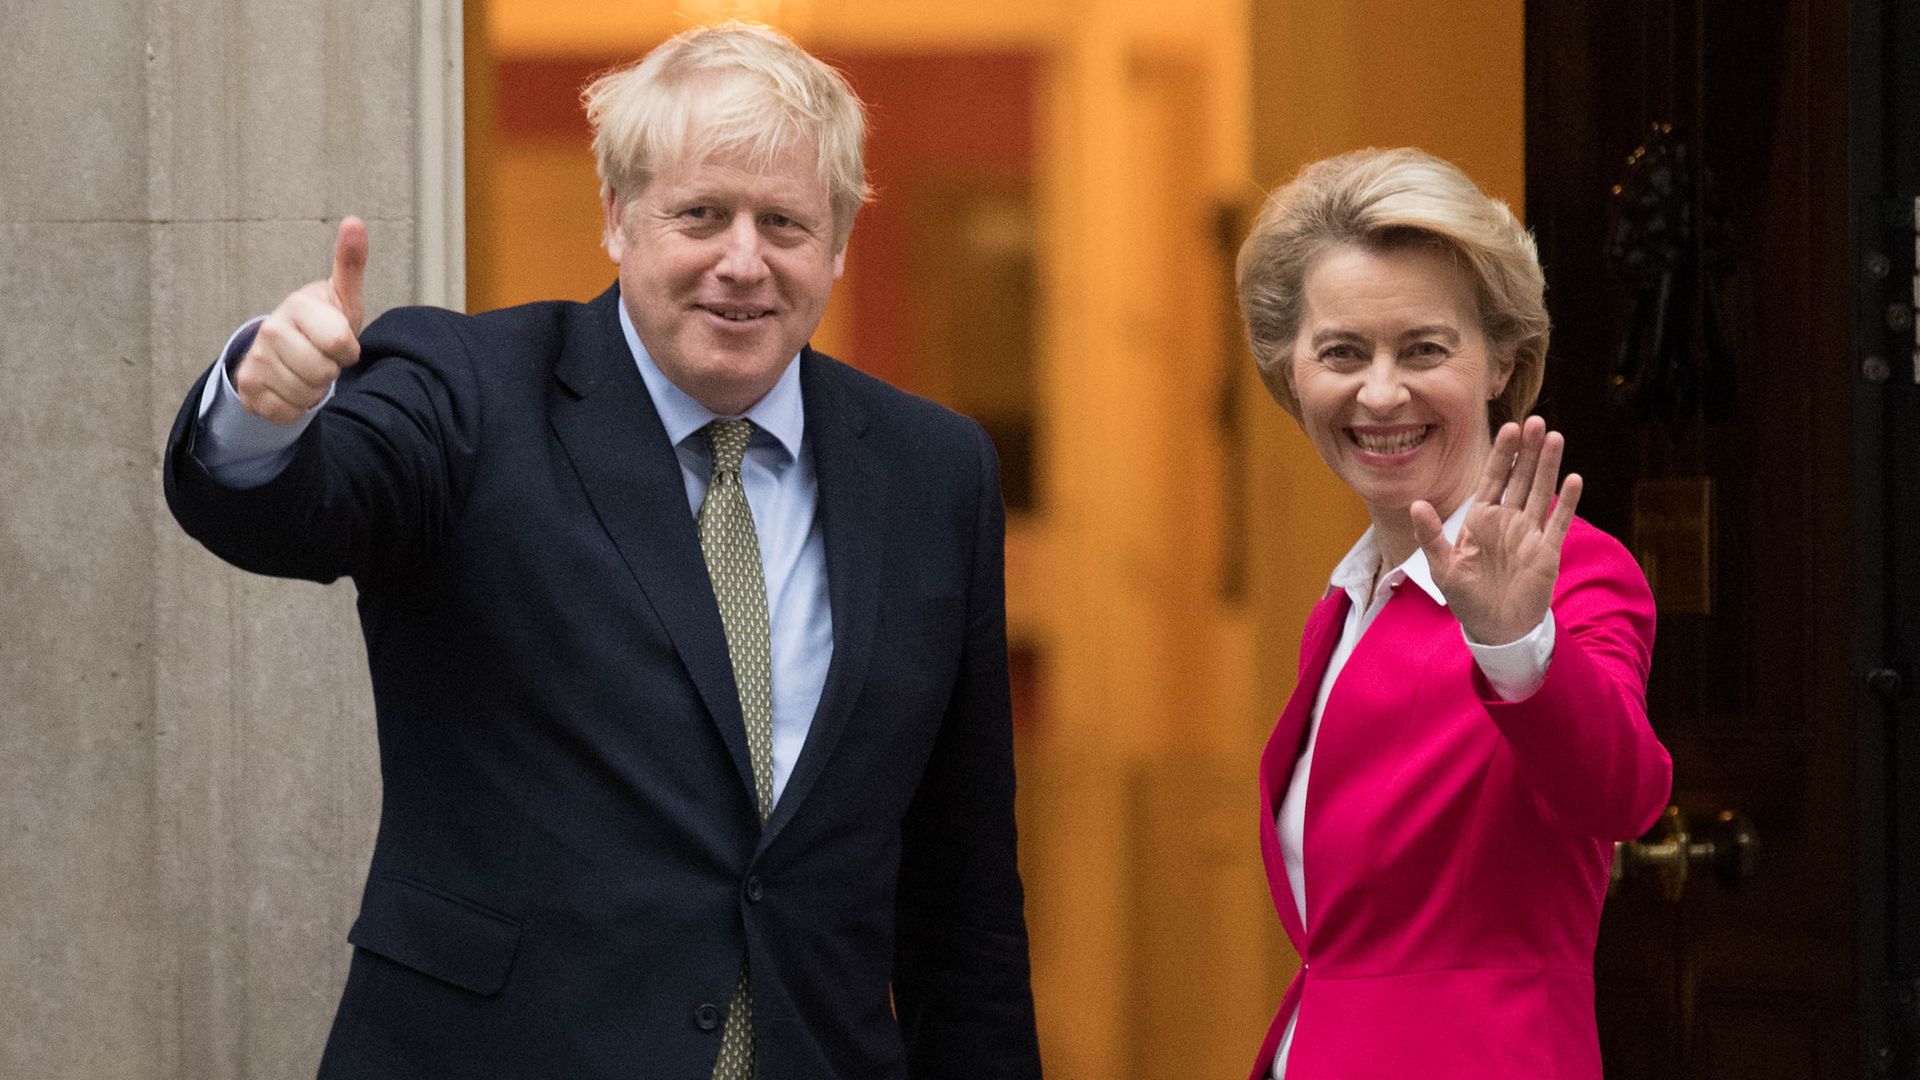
[347,874,523,996]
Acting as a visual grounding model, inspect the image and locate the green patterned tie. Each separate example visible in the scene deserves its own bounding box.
[697,419,774,1080]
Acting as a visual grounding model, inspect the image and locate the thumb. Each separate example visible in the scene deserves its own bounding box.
[1410,500,1450,568]
[329,216,368,334]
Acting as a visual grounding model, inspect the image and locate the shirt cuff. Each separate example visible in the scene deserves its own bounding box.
[1465,609,1556,702]
[192,316,332,488]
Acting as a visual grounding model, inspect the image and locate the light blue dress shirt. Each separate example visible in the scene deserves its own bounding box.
[193,294,833,806]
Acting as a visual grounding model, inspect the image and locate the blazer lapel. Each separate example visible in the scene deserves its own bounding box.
[546,287,756,798]
[1257,587,1349,942]
[761,351,880,847]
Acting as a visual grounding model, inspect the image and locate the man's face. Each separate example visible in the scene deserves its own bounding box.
[604,145,844,416]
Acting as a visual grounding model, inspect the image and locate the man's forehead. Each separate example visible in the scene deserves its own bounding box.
[648,146,828,198]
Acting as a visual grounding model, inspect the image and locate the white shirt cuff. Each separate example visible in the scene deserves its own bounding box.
[1465,609,1556,701]
[192,316,332,488]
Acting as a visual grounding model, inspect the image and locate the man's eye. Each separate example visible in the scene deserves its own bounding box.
[684,207,714,220]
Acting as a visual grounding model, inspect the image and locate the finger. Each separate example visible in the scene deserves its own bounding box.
[1547,473,1584,545]
[1528,430,1566,526]
[254,306,348,388]
[1503,415,1547,508]
[234,344,328,413]
[1475,421,1521,505]
[287,292,362,370]
[329,216,368,334]
[235,374,312,426]
[259,338,336,398]
[1411,499,1451,565]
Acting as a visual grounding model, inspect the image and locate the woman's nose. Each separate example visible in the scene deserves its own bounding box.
[1355,355,1408,412]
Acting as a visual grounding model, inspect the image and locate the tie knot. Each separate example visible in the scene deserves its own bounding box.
[703,418,755,476]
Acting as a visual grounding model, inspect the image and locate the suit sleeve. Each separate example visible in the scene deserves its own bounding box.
[892,423,1043,1078]
[163,306,483,586]
[1478,520,1672,840]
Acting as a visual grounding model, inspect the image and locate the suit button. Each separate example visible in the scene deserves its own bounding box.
[694,1003,721,1031]
[745,876,764,903]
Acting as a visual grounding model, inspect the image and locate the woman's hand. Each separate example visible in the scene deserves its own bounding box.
[1411,416,1583,645]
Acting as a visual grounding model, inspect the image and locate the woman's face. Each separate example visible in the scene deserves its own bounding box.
[1288,243,1514,521]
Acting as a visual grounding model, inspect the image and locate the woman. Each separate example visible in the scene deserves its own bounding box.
[1235,148,1671,1079]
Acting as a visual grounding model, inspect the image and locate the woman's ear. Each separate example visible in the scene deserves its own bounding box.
[1488,343,1517,399]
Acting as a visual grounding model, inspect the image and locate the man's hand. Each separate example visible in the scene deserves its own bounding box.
[1411,416,1583,646]
[232,217,368,425]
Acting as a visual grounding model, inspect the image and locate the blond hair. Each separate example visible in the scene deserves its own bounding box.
[583,22,872,248]
[1236,147,1549,425]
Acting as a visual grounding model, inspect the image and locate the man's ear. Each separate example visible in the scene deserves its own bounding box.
[601,187,626,262]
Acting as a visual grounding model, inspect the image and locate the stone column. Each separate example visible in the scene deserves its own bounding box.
[0,1,457,1075]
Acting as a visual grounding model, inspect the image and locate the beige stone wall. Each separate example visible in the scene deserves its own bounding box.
[1,1,438,1075]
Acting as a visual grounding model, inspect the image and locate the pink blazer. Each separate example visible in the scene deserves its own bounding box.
[1251,518,1671,1080]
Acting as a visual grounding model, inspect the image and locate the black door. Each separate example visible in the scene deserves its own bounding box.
[1524,0,1918,1074]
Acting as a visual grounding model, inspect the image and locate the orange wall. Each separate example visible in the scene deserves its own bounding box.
[1249,0,1524,205]
[838,52,1038,390]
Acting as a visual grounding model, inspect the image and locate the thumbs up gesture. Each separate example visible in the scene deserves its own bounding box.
[233,217,368,424]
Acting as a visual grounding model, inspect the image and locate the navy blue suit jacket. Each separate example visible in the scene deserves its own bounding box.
[163,286,1041,1079]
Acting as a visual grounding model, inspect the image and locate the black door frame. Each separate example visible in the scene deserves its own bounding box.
[1851,0,1919,1074]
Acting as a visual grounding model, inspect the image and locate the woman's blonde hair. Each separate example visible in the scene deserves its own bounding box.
[583,22,873,248]
[1235,147,1549,425]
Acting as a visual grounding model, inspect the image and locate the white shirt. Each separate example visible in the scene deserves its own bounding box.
[1270,501,1555,1078]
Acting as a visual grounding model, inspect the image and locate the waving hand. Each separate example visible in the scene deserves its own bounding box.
[1411,416,1583,645]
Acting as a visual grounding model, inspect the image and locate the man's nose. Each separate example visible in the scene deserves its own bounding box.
[715,218,770,282]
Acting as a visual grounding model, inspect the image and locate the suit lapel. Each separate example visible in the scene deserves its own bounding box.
[1263,588,1350,791]
[546,287,756,798]
[761,350,880,847]
[1257,587,1349,943]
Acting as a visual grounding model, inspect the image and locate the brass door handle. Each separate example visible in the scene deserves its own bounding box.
[1609,805,1759,901]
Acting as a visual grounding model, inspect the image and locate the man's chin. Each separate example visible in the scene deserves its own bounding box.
[675,361,789,415]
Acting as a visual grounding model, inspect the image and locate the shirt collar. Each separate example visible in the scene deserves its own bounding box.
[617,293,805,462]
[1326,498,1474,608]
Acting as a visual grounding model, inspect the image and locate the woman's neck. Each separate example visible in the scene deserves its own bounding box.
[1370,509,1421,583]
[1366,449,1491,584]
[1368,490,1467,582]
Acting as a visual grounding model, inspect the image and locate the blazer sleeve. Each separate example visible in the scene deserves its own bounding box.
[891,422,1043,1078]
[1478,519,1672,840]
[163,306,484,587]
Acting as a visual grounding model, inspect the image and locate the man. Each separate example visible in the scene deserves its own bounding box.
[163,23,1042,1080]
